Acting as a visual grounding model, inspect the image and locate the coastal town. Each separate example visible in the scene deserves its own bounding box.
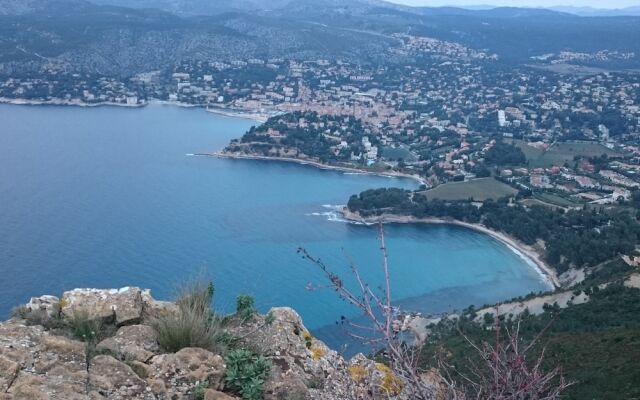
[3,1,640,398]
[3,33,639,211]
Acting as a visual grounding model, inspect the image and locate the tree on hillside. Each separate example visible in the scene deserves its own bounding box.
[485,141,527,166]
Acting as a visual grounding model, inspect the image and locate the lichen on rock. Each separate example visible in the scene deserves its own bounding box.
[1,287,440,400]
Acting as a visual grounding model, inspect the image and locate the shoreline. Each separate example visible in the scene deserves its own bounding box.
[0,97,269,123]
[0,97,145,108]
[340,208,560,289]
[204,106,272,123]
[207,151,427,186]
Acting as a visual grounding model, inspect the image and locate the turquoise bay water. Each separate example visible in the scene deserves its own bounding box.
[0,104,549,348]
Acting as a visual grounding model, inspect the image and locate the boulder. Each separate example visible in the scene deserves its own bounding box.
[263,367,309,400]
[26,295,60,317]
[140,290,177,320]
[61,287,144,326]
[11,365,88,400]
[88,355,153,399]
[147,347,226,396]
[228,307,363,400]
[0,321,89,399]
[35,335,86,374]
[0,321,45,392]
[96,325,159,363]
[204,389,237,400]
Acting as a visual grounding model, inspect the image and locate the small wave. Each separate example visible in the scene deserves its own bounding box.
[504,243,554,289]
[306,210,370,225]
[343,172,366,176]
[321,204,345,210]
[185,153,195,156]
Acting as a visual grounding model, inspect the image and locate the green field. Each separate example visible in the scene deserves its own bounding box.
[534,192,583,207]
[423,178,518,201]
[512,140,622,169]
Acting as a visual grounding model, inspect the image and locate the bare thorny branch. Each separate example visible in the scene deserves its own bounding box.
[299,223,435,399]
[299,223,570,400]
[450,307,572,400]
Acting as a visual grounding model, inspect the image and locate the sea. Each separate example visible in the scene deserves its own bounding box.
[0,103,550,350]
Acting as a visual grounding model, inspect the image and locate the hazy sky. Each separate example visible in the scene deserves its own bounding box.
[388,0,640,7]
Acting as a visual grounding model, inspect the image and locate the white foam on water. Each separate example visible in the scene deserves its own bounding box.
[503,242,554,289]
[306,208,371,225]
[321,204,345,210]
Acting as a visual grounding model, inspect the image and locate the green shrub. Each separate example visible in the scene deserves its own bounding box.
[236,294,256,322]
[25,309,51,327]
[224,349,271,400]
[153,278,225,353]
[192,382,208,400]
[68,310,104,342]
[265,312,275,326]
[10,305,29,319]
[219,332,242,348]
[175,278,215,315]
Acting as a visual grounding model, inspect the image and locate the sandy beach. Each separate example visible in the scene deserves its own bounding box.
[209,151,427,186]
[340,208,560,289]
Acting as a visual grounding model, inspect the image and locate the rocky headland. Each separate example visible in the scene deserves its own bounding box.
[0,287,446,400]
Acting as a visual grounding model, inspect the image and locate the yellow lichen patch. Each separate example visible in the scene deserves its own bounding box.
[302,330,314,349]
[58,297,70,309]
[348,365,368,383]
[375,363,404,396]
[310,346,325,360]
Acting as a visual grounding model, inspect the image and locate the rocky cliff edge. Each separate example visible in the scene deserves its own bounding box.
[0,287,445,400]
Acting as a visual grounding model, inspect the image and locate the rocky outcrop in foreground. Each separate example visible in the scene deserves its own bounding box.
[0,287,444,400]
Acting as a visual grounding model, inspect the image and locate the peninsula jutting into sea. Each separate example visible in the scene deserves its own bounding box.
[1,0,640,398]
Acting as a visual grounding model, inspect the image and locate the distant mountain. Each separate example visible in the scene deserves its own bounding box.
[415,6,571,17]
[86,0,395,16]
[549,6,640,17]
[0,0,400,75]
[1,0,639,76]
[0,0,91,15]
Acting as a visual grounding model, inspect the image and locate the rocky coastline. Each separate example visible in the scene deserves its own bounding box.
[0,98,270,124]
[210,151,427,186]
[0,97,146,108]
[0,287,445,400]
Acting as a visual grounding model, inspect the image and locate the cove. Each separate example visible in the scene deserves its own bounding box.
[0,103,549,347]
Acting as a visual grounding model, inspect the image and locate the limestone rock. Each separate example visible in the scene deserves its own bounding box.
[35,335,86,374]
[23,335,89,398]
[0,355,20,393]
[147,347,226,396]
[11,365,88,400]
[0,321,44,392]
[61,287,144,326]
[96,325,159,362]
[3,288,439,400]
[141,290,177,320]
[228,307,364,399]
[204,389,237,400]
[26,295,60,317]
[263,367,309,400]
[89,355,153,399]
[0,321,89,399]
[348,353,406,399]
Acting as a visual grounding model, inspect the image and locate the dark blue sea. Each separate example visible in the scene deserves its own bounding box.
[0,103,549,349]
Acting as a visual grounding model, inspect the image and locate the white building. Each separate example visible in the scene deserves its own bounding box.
[498,110,507,127]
